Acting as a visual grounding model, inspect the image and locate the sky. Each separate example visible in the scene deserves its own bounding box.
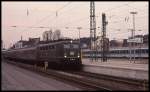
[2,1,148,49]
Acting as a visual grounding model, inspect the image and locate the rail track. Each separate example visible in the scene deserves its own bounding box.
[64,70,149,90]
[3,59,149,91]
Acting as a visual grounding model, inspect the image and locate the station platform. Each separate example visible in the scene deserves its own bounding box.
[2,61,80,90]
[82,58,148,81]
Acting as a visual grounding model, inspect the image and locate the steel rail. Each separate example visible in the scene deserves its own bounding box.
[63,70,149,90]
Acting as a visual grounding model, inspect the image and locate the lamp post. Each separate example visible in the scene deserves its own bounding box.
[77,27,82,44]
[130,11,137,62]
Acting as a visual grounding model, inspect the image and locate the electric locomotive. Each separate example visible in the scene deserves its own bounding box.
[37,40,82,68]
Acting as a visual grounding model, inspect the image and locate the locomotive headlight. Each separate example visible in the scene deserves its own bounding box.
[64,53,67,58]
[78,53,80,58]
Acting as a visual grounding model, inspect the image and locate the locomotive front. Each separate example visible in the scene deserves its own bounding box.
[63,40,82,66]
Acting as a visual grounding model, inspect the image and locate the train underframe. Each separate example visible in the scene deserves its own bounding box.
[4,57,82,70]
[37,58,82,70]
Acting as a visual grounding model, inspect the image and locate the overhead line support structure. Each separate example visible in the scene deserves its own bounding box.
[90,1,97,61]
[101,13,108,62]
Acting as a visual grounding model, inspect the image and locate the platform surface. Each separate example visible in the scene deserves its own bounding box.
[82,58,148,71]
[2,61,80,90]
[82,58,148,80]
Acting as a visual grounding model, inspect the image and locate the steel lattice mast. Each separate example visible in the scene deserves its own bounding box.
[90,1,97,61]
[101,13,108,62]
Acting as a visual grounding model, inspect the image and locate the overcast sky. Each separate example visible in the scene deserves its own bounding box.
[2,1,148,48]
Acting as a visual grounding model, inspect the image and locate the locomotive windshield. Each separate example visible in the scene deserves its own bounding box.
[64,43,80,58]
[64,44,70,48]
[64,44,79,49]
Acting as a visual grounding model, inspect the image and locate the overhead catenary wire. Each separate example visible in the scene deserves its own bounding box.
[98,2,139,21]
[9,2,147,28]
[33,2,72,27]
[40,2,147,32]
[10,2,72,36]
[9,2,147,37]
[56,2,72,12]
[103,2,132,13]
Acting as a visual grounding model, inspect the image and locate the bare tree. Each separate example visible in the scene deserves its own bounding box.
[43,30,53,41]
[53,29,61,40]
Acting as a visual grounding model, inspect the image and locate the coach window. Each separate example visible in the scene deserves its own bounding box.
[46,46,48,50]
[135,50,139,54]
[49,46,51,49]
[125,50,128,54]
[142,49,145,53]
[122,50,124,54]
[123,50,126,54]
[120,50,122,54]
[119,50,122,54]
[111,51,114,54]
[52,46,55,49]
[146,49,148,53]
[115,50,117,54]
[121,50,123,54]
[118,50,120,54]
[116,50,118,54]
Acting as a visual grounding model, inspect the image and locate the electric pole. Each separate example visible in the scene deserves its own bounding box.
[77,27,82,44]
[130,11,137,62]
[90,1,97,61]
[21,35,23,41]
[101,13,108,62]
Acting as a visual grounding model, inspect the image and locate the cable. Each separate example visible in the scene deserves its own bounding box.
[100,2,146,19]
[27,2,71,28]
[56,2,72,12]
[96,2,133,14]
[62,16,89,26]
[125,4,148,13]
[15,2,72,33]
